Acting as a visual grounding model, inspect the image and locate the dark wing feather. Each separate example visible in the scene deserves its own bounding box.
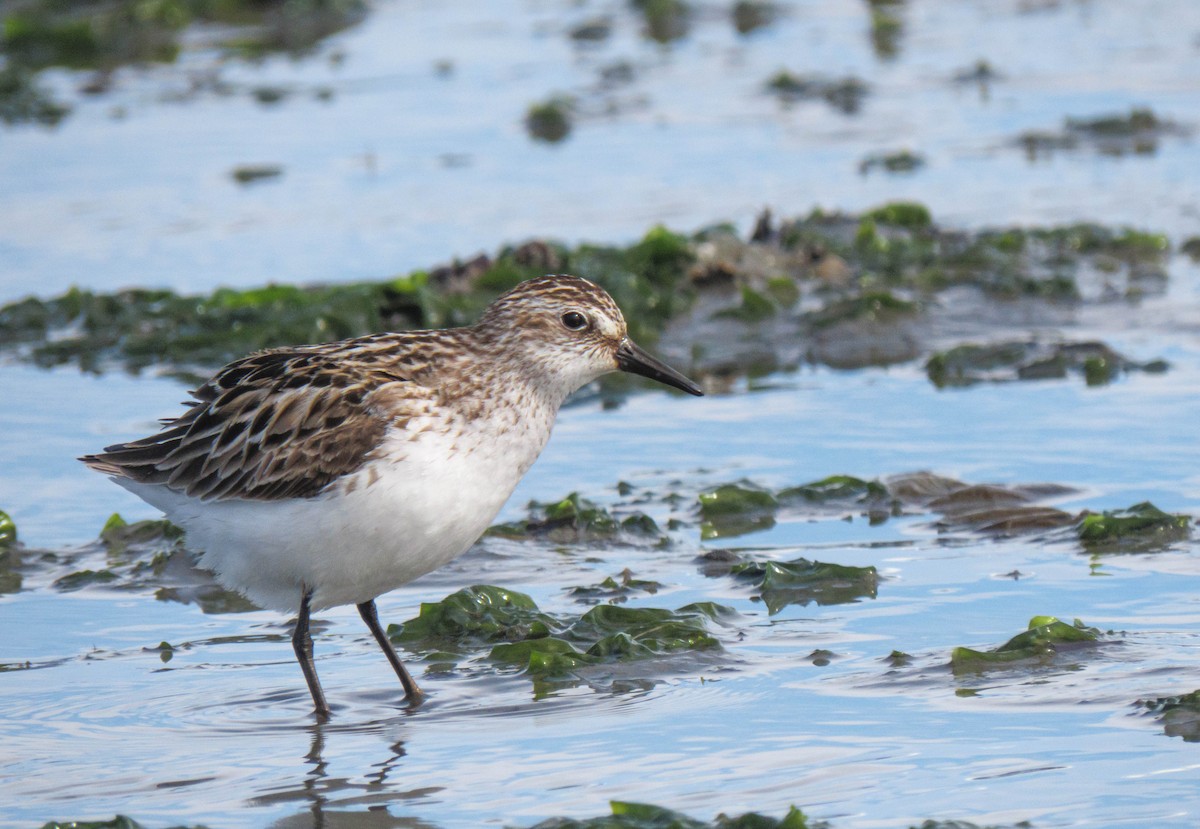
[80,346,408,501]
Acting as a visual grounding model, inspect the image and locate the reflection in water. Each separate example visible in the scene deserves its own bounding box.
[263,727,441,829]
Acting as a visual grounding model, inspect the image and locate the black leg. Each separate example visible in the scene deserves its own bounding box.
[358,599,424,702]
[293,588,331,719]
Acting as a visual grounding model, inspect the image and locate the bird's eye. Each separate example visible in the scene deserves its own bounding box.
[561,311,588,331]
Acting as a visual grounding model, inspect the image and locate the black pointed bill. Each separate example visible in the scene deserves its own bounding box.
[615,339,703,396]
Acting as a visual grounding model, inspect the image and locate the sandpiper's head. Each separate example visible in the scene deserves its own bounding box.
[477,274,702,398]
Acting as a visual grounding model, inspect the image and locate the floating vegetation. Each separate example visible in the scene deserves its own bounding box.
[732,0,777,35]
[568,568,663,604]
[765,71,869,115]
[1077,502,1192,552]
[0,63,70,126]
[858,149,925,175]
[1,0,367,76]
[1017,107,1186,159]
[526,95,575,143]
[698,482,778,539]
[926,340,1168,388]
[230,164,283,184]
[0,209,1180,385]
[0,509,15,549]
[633,0,691,44]
[569,18,612,42]
[1136,689,1200,742]
[866,0,905,61]
[952,59,1002,86]
[950,615,1105,673]
[524,801,817,829]
[388,585,731,691]
[488,493,665,544]
[0,509,22,594]
[699,551,878,614]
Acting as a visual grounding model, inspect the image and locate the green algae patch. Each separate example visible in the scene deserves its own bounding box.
[951,616,1102,673]
[0,230,698,379]
[926,340,1165,388]
[388,585,555,647]
[1018,107,1186,158]
[863,201,932,229]
[634,0,691,44]
[491,603,725,677]
[526,801,817,828]
[1136,689,1200,742]
[488,493,664,544]
[392,585,731,688]
[1077,502,1191,551]
[0,63,70,126]
[2,0,366,77]
[732,0,777,35]
[569,568,663,604]
[0,509,16,549]
[765,71,868,115]
[698,483,777,540]
[778,475,888,504]
[807,291,917,331]
[859,150,925,176]
[526,96,574,143]
[701,551,877,614]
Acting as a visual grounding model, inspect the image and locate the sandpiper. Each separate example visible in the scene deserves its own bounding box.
[81,274,702,717]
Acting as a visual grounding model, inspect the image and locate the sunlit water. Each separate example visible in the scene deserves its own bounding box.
[3,1,1200,828]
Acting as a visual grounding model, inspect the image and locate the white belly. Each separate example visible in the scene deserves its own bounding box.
[120,421,549,613]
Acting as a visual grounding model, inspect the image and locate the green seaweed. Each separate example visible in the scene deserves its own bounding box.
[950,615,1102,672]
[926,340,1161,388]
[729,557,878,614]
[698,483,777,540]
[862,201,931,229]
[526,96,574,143]
[859,150,924,176]
[732,0,776,35]
[807,291,917,330]
[527,801,815,828]
[713,285,777,322]
[777,475,887,504]
[633,0,691,43]
[700,548,877,613]
[1077,502,1191,550]
[868,1,904,61]
[765,71,868,115]
[388,585,555,647]
[0,63,70,126]
[569,568,663,603]
[488,493,662,543]
[2,0,364,79]
[1136,689,1200,742]
[0,509,15,549]
[391,585,729,686]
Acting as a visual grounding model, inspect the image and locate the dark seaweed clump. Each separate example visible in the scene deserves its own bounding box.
[387,585,733,694]
[0,0,366,124]
[0,208,1176,387]
[950,615,1106,673]
[526,801,817,829]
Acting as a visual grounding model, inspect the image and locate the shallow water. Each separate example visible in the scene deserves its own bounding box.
[3,1,1200,828]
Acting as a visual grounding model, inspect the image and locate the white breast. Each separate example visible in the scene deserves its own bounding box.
[124,395,557,613]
